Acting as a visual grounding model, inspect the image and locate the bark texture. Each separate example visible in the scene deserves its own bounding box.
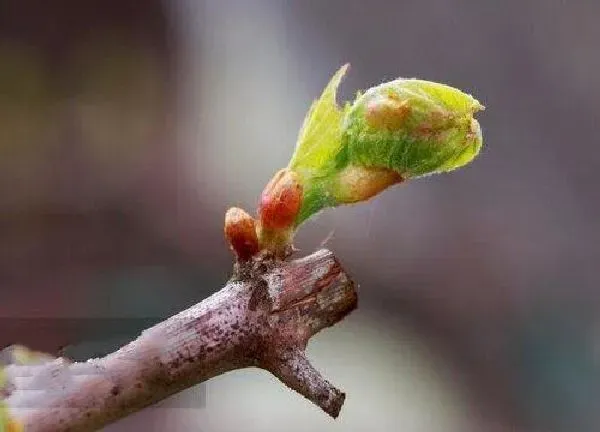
[2,249,358,431]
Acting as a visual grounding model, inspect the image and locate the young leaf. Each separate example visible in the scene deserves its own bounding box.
[287,66,484,225]
[288,64,350,177]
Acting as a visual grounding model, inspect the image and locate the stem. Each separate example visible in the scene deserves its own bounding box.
[2,249,357,431]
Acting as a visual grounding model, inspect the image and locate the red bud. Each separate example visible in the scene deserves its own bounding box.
[224,207,259,261]
[258,168,303,230]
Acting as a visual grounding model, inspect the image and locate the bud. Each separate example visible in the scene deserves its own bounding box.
[342,79,484,179]
[333,165,403,204]
[224,207,259,261]
[258,168,303,230]
[287,65,484,225]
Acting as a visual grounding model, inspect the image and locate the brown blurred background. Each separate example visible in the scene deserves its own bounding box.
[1,0,599,431]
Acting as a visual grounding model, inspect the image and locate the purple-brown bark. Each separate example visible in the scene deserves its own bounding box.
[3,249,357,431]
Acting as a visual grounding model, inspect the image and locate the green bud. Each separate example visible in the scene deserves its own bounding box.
[341,79,484,179]
[288,65,484,225]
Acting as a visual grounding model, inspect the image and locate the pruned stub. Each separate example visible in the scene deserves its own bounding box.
[261,250,357,349]
[265,250,341,313]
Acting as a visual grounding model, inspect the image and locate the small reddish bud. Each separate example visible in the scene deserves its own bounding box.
[258,168,303,230]
[224,207,259,261]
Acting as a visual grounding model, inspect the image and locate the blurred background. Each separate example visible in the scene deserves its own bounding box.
[1,0,599,430]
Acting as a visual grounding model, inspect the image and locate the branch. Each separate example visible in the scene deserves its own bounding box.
[2,249,358,431]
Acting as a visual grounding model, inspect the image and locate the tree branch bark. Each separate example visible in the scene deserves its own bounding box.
[2,249,358,431]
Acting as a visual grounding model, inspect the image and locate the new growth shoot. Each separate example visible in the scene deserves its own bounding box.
[224,64,484,259]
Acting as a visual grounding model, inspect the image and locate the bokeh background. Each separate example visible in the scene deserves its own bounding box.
[1,0,599,431]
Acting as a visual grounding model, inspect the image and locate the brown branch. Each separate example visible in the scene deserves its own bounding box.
[2,249,358,431]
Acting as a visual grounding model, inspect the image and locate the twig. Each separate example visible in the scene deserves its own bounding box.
[2,249,358,431]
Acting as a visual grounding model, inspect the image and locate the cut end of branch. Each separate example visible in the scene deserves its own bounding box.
[258,249,357,417]
[264,249,358,337]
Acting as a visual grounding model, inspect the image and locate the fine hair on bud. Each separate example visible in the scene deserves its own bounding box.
[224,207,259,261]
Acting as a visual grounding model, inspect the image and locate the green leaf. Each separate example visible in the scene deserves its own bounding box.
[288,64,350,179]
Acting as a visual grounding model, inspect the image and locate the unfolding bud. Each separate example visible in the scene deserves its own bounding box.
[342,79,484,178]
[224,207,259,261]
[258,168,303,230]
[287,65,484,225]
